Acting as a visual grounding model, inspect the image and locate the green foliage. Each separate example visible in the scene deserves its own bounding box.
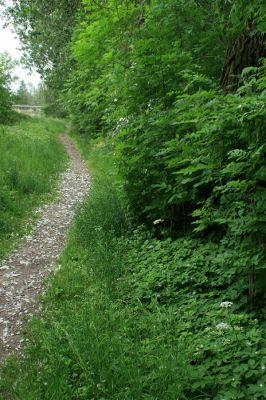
[7,0,80,75]
[64,0,265,136]
[15,80,31,105]
[117,85,265,231]
[117,67,266,307]
[0,117,67,258]
[0,53,15,124]
[6,0,82,116]
[15,80,45,106]
[120,230,266,399]
[2,0,266,398]
[1,140,265,400]
[228,0,266,33]
[64,3,265,286]
[63,0,228,135]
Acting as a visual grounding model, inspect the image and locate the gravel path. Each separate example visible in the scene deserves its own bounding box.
[0,134,90,363]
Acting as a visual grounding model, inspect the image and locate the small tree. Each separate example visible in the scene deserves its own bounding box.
[0,53,15,124]
[15,80,31,104]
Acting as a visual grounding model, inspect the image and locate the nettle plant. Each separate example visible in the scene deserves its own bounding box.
[117,65,266,307]
[118,230,266,399]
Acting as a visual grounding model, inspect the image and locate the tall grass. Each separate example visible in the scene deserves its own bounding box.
[0,116,67,257]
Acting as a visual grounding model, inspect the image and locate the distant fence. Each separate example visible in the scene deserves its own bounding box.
[12,105,43,115]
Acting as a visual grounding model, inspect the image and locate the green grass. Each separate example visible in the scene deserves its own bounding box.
[1,137,266,400]
[0,116,67,258]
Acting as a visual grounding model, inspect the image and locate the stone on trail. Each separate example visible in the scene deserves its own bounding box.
[0,134,90,363]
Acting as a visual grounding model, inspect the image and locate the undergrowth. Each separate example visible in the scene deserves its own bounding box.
[0,116,67,258]
[1,139,266,400]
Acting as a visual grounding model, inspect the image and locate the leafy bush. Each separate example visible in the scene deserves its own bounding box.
[116,71,266,310]
[117,80,266,228]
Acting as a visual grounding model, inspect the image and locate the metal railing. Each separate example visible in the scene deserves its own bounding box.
[12,105,43,114]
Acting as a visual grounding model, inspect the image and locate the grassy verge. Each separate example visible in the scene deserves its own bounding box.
[0,137,265,400]
[0,116,67,258]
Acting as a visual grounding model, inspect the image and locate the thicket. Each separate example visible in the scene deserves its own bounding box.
[63,0,266,307]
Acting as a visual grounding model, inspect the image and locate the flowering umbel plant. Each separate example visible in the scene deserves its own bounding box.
[220,301,233,308]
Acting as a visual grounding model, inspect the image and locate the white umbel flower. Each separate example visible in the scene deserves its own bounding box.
[220,301,233,308]
[216,322,231,330]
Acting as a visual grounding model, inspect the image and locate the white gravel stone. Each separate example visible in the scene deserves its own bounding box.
[0,135,90,363]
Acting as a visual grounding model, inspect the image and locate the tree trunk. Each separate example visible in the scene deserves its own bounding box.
[220,23,266,91]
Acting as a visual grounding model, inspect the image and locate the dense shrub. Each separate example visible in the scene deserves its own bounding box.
[117,79,266,230]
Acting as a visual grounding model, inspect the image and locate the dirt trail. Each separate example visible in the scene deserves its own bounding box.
[0,135,90,363]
